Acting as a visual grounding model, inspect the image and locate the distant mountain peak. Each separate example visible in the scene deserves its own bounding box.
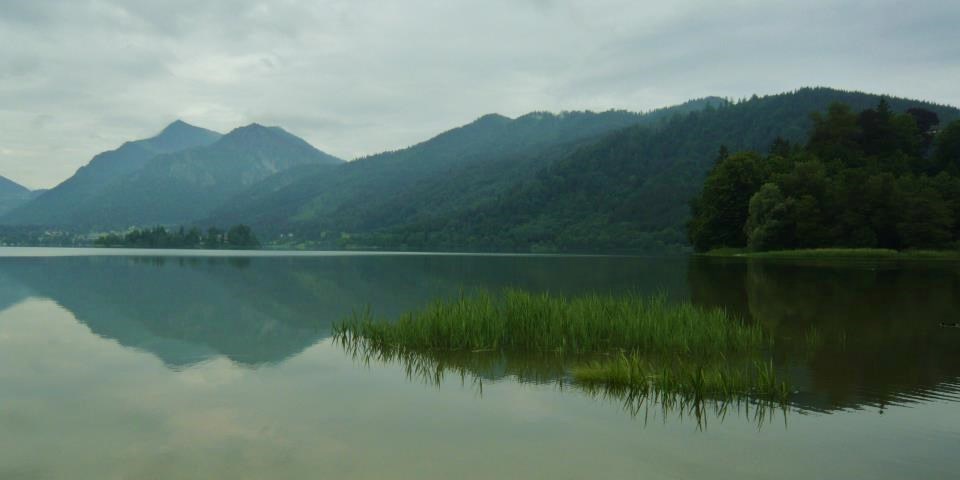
[474,113,511,123]
[227,123,283,137]
[214,123,343,164]
[0,119,224,226]
[147,120,223,153]
[159,119,202,135]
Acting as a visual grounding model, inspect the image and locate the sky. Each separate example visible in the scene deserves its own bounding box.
[1,0,958,189]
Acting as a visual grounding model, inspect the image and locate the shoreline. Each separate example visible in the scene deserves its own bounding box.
[700,248,960,261]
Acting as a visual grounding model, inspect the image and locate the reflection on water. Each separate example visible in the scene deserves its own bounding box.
[338,338,790,431]
[0,253,957,414]
[0,250,958,478]
[689,257,960,412]
[0,254,687,368]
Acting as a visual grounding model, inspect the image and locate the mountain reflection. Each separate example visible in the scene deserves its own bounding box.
[0,252,955,415]
[0,254,685,369]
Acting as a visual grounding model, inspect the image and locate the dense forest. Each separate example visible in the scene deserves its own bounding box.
[689,100,960,251]
[94,225,261,249]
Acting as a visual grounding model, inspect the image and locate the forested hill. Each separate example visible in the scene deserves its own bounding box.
[690,99,960,252]
[2,87,956,253]
[205,97,724,237]
[341,88,959,252]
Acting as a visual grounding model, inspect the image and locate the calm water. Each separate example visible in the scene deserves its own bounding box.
[0,248,957,479]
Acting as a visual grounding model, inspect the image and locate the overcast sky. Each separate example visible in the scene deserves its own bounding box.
[1,0,958,188]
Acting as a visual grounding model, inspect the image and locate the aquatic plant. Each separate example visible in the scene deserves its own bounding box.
[804,327,824,350]
[334,289,790,405]
[334,290,766,357]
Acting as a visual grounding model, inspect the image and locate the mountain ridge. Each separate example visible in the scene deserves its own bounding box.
[4,87,958,254]
[2,120,222,225]
[206,97,727,237]
[0,176,38,217]
[55,123,343,228]
[345,87,960,251]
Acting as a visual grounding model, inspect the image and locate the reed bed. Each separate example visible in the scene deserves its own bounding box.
[334,289,791,404]
[334,290,766,358]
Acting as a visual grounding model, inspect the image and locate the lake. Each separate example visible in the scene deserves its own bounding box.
[0,248,957,479]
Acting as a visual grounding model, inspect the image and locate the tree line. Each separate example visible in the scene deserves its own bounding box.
[689,99,960,251]
[95,225,261,249]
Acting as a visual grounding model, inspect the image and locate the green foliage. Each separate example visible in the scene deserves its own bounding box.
[334,289,797,403]
[334,290,766,357]
[935,120,960,174]
[225,224,260,248]
[689,99,960,252]
[95,224,260,249]
[745,183,791,250]
[688,152,765,251]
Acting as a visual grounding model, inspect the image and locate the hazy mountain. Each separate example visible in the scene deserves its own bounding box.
[207,97,725,238]
[0,176,37,217]
[2,120,222,225]
[0,176,29,196]
[359,88,960,252]
[7,87,954,253]
[60,124,343,228]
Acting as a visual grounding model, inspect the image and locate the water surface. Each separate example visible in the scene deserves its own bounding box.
[0,248,957,479]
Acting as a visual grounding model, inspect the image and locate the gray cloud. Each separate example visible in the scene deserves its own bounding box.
[0,0,958,188]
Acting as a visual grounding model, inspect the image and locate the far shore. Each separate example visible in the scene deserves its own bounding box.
[701,247,960,261]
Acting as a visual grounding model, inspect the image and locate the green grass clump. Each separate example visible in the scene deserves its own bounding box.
[334,290,793,405]
[334,290,765,358]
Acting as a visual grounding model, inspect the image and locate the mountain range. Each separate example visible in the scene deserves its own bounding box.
[2,121,341,228]
[2,87,957,251]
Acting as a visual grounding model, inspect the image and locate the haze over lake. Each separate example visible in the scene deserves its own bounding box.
[4,1,960,477]
[0,249,956,479]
